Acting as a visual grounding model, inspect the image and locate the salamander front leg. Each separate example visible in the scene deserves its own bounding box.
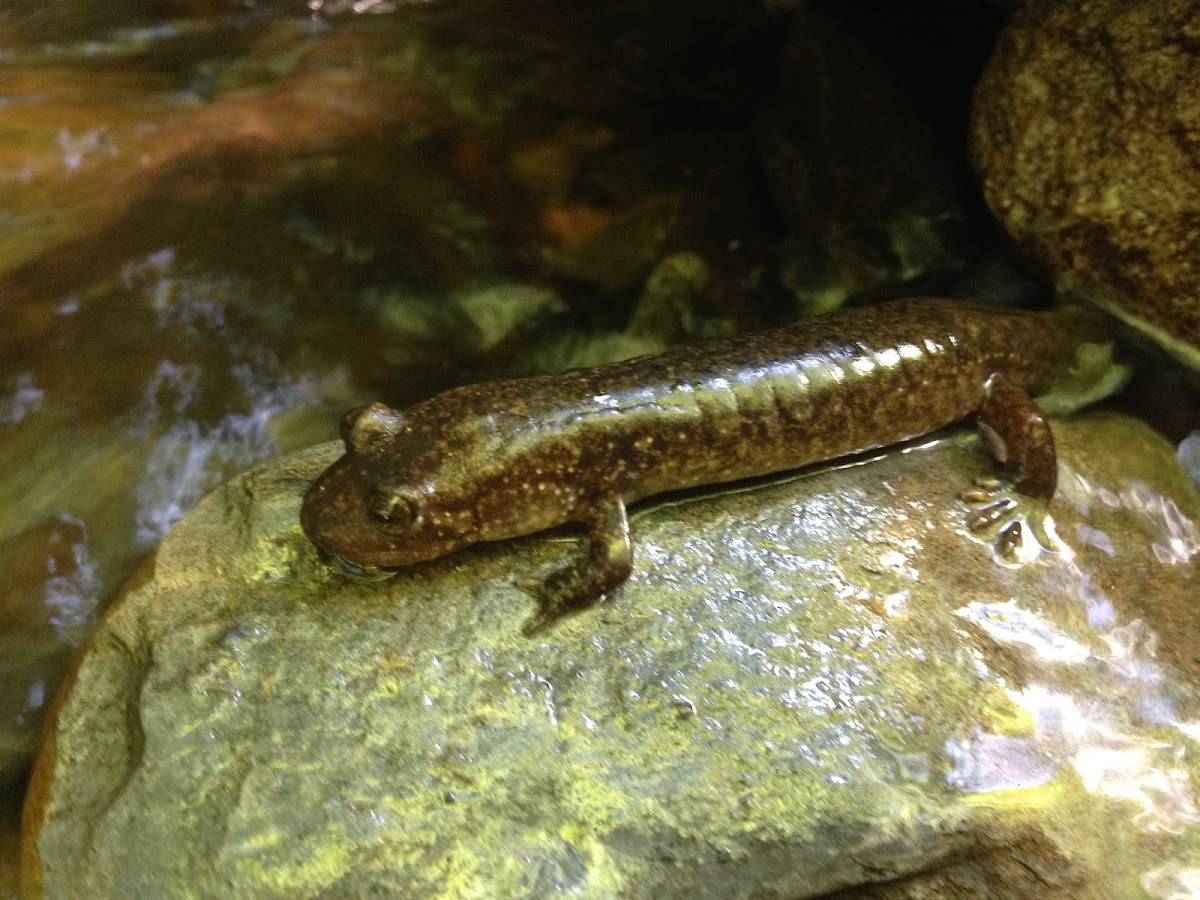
[961,375,1059,564]
[520,497,633,635]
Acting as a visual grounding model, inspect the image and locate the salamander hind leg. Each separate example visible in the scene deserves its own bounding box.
[960,375,1060,566]
[520,497,633,635]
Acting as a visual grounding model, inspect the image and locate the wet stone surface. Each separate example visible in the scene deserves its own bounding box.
[22,412,1200,898]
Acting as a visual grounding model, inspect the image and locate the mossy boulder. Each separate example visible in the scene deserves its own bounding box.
[973,0,1200,372]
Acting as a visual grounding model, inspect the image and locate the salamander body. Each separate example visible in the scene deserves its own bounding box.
[301,297,1115,631]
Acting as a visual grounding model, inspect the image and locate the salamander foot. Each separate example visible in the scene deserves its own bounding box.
[518,575,574,636]
[518,498,633,636]
[960,476,1058,566]
[517,571,615,636]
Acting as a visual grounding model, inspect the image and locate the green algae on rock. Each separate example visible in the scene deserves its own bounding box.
[22,413,1200,898]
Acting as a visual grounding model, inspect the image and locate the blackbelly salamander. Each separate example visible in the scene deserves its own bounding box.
[301,297,1120,632]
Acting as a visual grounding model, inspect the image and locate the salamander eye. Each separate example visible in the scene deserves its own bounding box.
[368,488,421,531]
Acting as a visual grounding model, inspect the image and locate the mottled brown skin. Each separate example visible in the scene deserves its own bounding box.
[301,297,1109,632]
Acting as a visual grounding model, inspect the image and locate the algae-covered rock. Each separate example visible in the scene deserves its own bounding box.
[972,0,1200,372]
[22,413,1200,898]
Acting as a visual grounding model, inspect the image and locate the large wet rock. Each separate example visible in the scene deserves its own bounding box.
[21,413,1200,898]
[972,0,1200,371]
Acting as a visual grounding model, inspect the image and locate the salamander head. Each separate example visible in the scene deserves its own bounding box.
[300,402,482,574]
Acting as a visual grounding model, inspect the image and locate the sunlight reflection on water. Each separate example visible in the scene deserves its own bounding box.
[307,0,417,15]
[131,361,319,545]
[949,465,1200,870]
[41,514,100,646]
[1180,432,1200,486]
[1142,863,1200,900]
[0,374,45,424]
[58,125,118,172]
[117,250,323,544]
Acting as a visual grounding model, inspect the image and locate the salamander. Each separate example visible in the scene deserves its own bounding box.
[301,297,1120,633]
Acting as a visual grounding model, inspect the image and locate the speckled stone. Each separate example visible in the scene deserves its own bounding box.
[21,414,1200,899]
[972,0,1200,370]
